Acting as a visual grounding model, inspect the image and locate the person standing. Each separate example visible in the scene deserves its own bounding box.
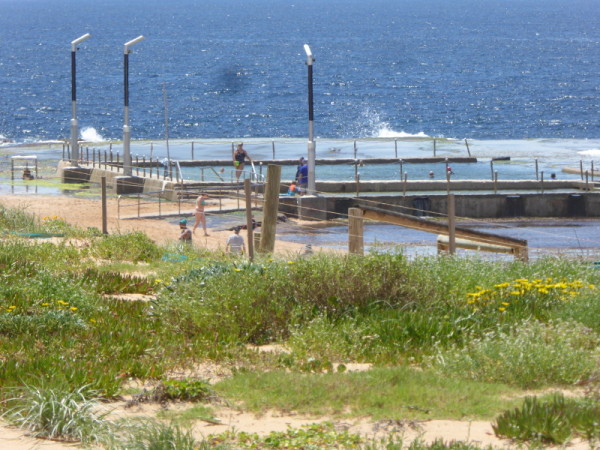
[295,156,306,180]
[296,160,309,193]
[226,226,246,255]
[193,193,210,236]
[233,143,252,181]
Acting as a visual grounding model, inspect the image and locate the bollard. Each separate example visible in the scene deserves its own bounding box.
[586,170,589,191]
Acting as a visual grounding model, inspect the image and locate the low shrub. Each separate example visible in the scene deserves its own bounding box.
[91,232,161,263]
[1,384,111,444]
[429,319,600,388]
[493,393,600,444]
[80,268,155,294]
[115,419,199,450]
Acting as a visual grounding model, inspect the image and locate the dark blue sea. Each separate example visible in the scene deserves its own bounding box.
[0,0,598,143]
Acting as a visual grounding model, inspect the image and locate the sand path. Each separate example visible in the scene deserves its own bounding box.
[0,194,306,256]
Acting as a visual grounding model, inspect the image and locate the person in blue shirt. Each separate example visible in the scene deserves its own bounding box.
[296,161,309,193]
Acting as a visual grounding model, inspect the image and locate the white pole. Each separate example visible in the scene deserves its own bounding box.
[123,35,145,177]
[304,44,316,195]
[70,33,91,166]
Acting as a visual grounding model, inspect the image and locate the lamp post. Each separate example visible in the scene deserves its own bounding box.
[303,44,316,194]
[70,33,91,166]
[123,35,145,176]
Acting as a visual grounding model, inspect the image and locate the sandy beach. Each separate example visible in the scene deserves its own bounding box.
[0,193,307,257]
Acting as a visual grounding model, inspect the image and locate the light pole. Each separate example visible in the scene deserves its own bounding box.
[123,35,145,176]
[70,33,91,166]
[304,44,316,194]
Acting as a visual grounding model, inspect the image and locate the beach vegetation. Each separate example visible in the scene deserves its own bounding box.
[493,393,600,444]
[1,384,112,444]
[0,204,598,447]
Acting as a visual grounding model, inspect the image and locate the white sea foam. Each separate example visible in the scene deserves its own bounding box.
[376,127,429,139]
[359,108,429,139]
[578,149,600,157]
[80,127,105,142]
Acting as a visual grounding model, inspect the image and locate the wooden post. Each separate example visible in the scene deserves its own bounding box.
[348,208,364,255]
[448,194,456,255]
[244,179,254,261]
[101,177,108,234]
[259,164,281,253]
[465,138,471,157]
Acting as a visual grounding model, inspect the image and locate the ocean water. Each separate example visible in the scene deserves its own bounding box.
[1,0,599,254]
[0,0,598,144]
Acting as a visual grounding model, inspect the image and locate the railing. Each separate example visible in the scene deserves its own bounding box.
[116,186,263,220]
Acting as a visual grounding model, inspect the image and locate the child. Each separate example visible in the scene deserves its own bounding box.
[226,226,246,255]
[178,219,192,243]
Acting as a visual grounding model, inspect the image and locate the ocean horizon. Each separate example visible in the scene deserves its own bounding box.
[0,0,598,146]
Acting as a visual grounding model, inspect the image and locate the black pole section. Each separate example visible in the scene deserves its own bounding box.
[124,53,129,108]
[71,51,77,102]
[307,64,314,122]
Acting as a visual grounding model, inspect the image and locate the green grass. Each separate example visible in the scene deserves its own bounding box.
[1,384,111,444]
[0,204,598,447]
[428,318,600,388]
[215,366,519,420]
[493,393,600,444]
